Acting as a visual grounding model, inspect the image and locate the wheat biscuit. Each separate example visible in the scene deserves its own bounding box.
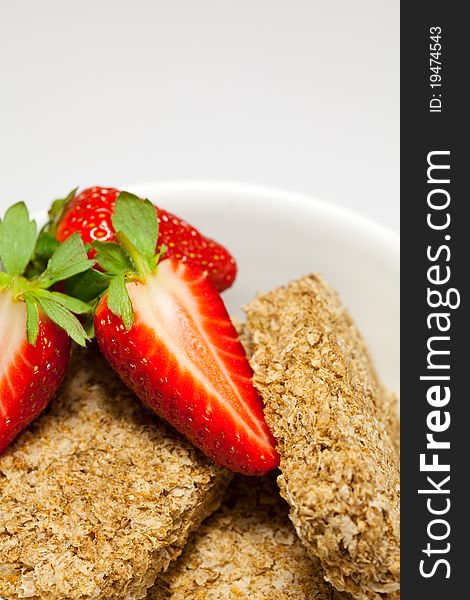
[244,274,400,600]
[149,476,347,600]
[0,348,231,600]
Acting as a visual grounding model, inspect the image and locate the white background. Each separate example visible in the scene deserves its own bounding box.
[0,0,399,231]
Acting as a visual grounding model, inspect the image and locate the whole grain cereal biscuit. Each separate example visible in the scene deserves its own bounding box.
[0,348,231,600]
[148,475,348,600]
[244,274,400,600]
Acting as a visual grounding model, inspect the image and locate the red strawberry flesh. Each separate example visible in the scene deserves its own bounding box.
[94,258,278,474]
[0,291,71,454]
[56,187,237,292]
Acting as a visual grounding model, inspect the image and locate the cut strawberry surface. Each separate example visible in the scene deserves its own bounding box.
[0,291,25,382]
[93,193,279,474]
[0,202,93,454]
[53,186,237,292]
[96,259,277,473]
[0,293,70,454]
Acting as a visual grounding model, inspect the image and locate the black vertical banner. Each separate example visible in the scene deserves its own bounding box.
[401,2,467,598]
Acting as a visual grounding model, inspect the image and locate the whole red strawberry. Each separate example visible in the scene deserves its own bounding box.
[93,193,278,475]
[0,203,93,454]
[54,186,237,292]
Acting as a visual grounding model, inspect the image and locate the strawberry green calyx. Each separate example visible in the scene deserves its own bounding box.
[92,192,166,331]
[0,202,37,275]
[25,188,79,277]
[112,192,160,271]
[0,202,94,346]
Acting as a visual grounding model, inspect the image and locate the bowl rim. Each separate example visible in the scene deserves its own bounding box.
[122,179,399,255]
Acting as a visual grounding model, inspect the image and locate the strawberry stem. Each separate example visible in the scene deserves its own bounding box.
[115,231,152,281]
[0,273,36,300]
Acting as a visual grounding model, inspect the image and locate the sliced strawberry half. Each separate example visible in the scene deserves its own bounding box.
[93,193,279,474]
[0,293,71,453]
[0,202,93,453]
[51,186,237,292]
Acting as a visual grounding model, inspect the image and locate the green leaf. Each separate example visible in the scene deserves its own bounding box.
[81,296,101,338]
[93,241,133,275]
[112,192,158,264]
[34,230,60,261]
[24,294,39,345]
[0,202,37,275]
[38,233,94,287]
[25,230,61,278]
[26,189,77,276]
[63,269,111,302]
[36,295,89,347]
[107,273,134,331]
[35,289,91,314]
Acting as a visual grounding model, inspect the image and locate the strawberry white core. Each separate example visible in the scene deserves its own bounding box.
[0,291,27,418]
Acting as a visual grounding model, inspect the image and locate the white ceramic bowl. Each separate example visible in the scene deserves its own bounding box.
[121,181,400,392]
